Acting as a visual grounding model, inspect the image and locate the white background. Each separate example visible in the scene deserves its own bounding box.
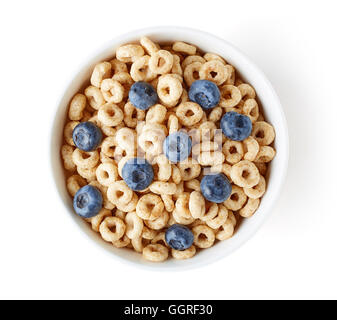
[1,0,337,300]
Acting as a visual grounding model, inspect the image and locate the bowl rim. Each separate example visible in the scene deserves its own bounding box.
[50,26,289,271]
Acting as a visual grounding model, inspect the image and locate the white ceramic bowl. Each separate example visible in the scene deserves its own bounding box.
[50,26,288,270]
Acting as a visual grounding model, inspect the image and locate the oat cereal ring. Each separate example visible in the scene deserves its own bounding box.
[149,181,177,195]
[109,59,128,74]
[101,79,124,103]
[112,72,134,99]
[64,121,79,146]
[140,36,159,55]
[114,209,126,220]
[189,191,206,219]
[172,41,196,55]
[145,210,169,230]
[149,50,173,74]
[198,151,225,167]
[125,211,144,239]
[146,104,167,123]
[84,86,105,110]
[86,208,112,232]
[138,129,165,156]
[142,122,168,135]
[176,102,203,127]
[175,193,193,218]
[239,198,260,218]
[243,136,260,161]
[132,235,150,253]
[238,83,256,100]
[157,74,183,107]
[124,101,145,128]
[224,65,235,85]
[116,127,137,152]
[208,106,223,122]
[223,140,244,164]
[183,61,202,87]
[178,158,201,181]
[61,145,76,171]
[168,114,180,134]
[130,55,157,82]
[89,181,115,210]
[172,208,195,225]
[90,62,112,88]
[230,160,260,188]
[185,179,200,192]
[254,162,268,176]
[115,193,138,213]
[113,234,131,248]
[198,121,217,141]
[116,44,144,63]
[219,85,242,108]
[72,148,99,169]
[243,99,259,123]
[171,54,183,75]
[206,205,229,229]
[151,232,167,247]
[99,216,126,242]
[107,180,133,206]
[192,225,215,249]
[181,55,205,70]
[227,210,237,227]
[254,146,276,163]
[66,174,86,197]
[192,141,220,156]
[199,60,228,86]
[143,244,168,262]
[161,194,175,212]
[200,202,219,222]
[203,52,226,64]
[101,136,117,158]
[251,121,276,146]
[171,164,182,184]
[171,245,196,260]
[244,175,266,199]
[96,162,118,187]
[97,102,123,127]
[68,94,86,121]
[152,154,171,181]
[224,185,247,211]
[142,226,158,240]
[77,166,98,182]
[136,193,164,221]
[216,219,234,241]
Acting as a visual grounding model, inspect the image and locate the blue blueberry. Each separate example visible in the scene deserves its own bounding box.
[188,80,220,109]
[73,185,103,218]
[165,224,194,251]
[128,81,158,110]
[72,121,102,151]
[122,158,154,191]
[220,111,252,141]
[200,173,232,203]
[163,131,192,163]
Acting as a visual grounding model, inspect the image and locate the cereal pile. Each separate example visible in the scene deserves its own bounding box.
[61,37,276,262]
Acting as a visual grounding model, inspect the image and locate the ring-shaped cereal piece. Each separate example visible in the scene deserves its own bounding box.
[175,193,193,219]
[171,245,196,260]
[145,210,169,230]
[224,185,247,211]
[149,182,177,195]
[243,136,260,161]
[244,175,266,199]
[140,36,159,55]
[107,180,133,206]
[181,55,205,70]
[230,160,260,188]
[101,136,117,158]
[227,210,237,228]
[136,193,164,221]
[84,85,105,110]
[138,128,165,156]
[189,191,206,219]
[199,60,228,86]
[168,114,180,134]
[112,72,134,99]
[251,121,276,146]
[116,193,138,212]
[68,94,86,121]
[142,244,168,262]
[183,61,202,87]
[99,216,126,242]
[86,208,112,232]
[216,219,234,241]
[77,166,98,182]
[157,74,183,107]
[176,102,203,127]
[185,179,200,192]
[239,198,260,218]
[64,121,79,146]
[243,99,259,123]
[192,225,215,249]
[238,83,256,100]
[208,106,223,122]
[146,104,167,124]
[203,52,226,64]
[72,148,99,169]
[90,62,112,88]
[172,41,197,55]
[224,65,235,85]
[172,208,195,225]
[115,127,137,152]
[98,102,123,127]
[152,154,172,182]
[192,141,220,157]
[130,55,157,82]
[116,44,144,63]
[161,195,175,213]
[198,151,225,167]
[125,211,144,239]
[177,158,201,181]
[198,121,217,141]
[151,232,167,246]
[223,140,244,164]
[254,146,276,163]
[110,59,128,74]
[206,205,229,229]
[101,79,124,103]
[132,235,150,253]
[96,162,118,187]
[61,145,76,171]
[124,101,145,128]
[113,234,131,248]
[142,226,158,240]
[149,50,173,74]
[89,181,115,210]
[171,55,183,75]
[171,164,181,184]
[219,85,242,108]
[66,174,86,197]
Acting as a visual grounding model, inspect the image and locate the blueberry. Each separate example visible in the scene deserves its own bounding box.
[200,173,232,203]
[165,224,194,251]
[220,111,252,141]
[122,158,154,191]
[188,80,220,109]
[73,185,103,218]
[163,131,192,163]
[128,81,158,110]
[72,121,102,151]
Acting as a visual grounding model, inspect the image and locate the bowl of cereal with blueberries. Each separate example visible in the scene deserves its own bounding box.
[51,27,288,269]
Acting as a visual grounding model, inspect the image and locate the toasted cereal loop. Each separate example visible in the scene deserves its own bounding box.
[66,174,86,197]
[115,127,137,152]
[192,225,215,248]
[145,211,169,230]
[172,41,196,55]
[216,219,234,240]
[176,102,203,126]
[107,180,133,206]
[112,72,134,99]
[140,36,159,55]
[198,151,225,167]
[252,121,276,146]
[68,94,86,121]
[185,179,200,192]
[203,52,226,64]
[219,85,242,108]
[86,208,112,232]
[206,205,229,229]
[161,194,175,212]
[149,181,177,195]
[199,60,228,85]
[224,185,247,211]
[61,145,76,171]
[254,146,276,163]
[178,158,201,181]
[98,102,124,127]
[243,99,259,123]
[183,61,202,87]
[125,211,144,239]
[89,181,115,210]
[124,101,145,128]
[224,65,236,85]
[96,162,118,187]
[227,211,237,227]
[99,216,126,242]
[78,166,98,182]
[244,175,266,199]
[138,128,165,156]
[239,198,260,218]
[116,44,144,63]
[90,62,112,88]
[189,191,206,219]
[142,226,158,240]
[223,140,244,164]
[113,235,131,248]
[136,193,164,221]
[101,136,117,157]
[72,148,99,169]
[149,50,173,74]
[208,106,223,122]
[157,74,183,107]
[171,55,183,75]
[172,245,196,260]
[231,160,260,188]
[110,59,128,74]
[117,193,138,212]
[151,232,167,246]
[181,55,205,70]
[64,121,79,146]
[243,136,260,161]
[238,83,256,100]
[146,104,167,124]
[84,86,105,110]
[101,79,124,103]
[130,55,157,82]
[143,244,168,262]
[172,208,194,225]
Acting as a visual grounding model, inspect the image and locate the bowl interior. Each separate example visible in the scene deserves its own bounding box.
[51,27,288,270]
